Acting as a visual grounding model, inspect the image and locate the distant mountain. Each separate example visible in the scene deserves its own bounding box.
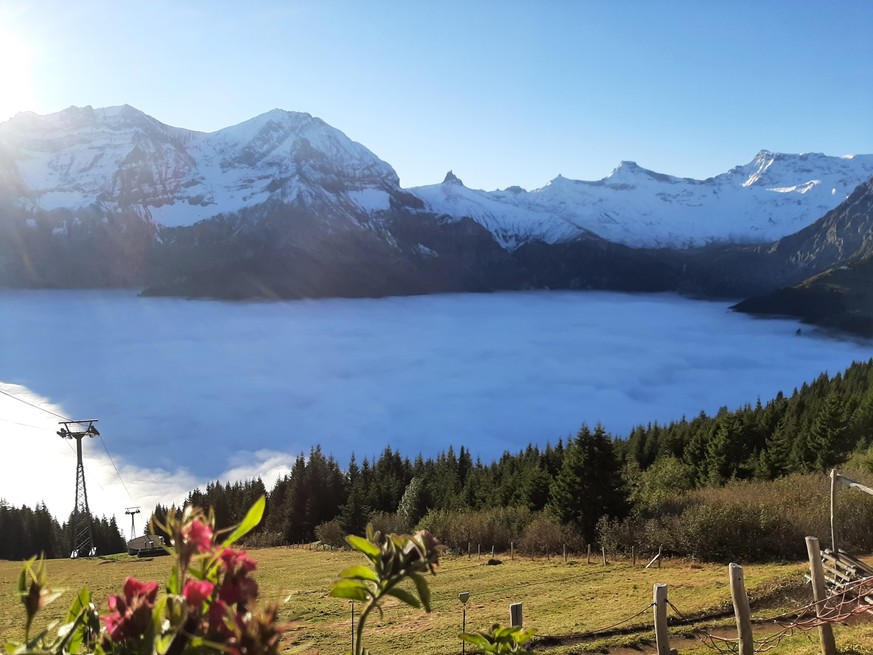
[413,152,873,248]
[1,104,872,306]
[733,178,873,336]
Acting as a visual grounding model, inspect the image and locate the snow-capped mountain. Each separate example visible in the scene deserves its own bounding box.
[0,104,407,230]
[2,105,872,251]
[1,104,872,307]
[413,152,873,249]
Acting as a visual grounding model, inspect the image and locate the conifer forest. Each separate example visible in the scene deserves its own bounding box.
[6,358,873,563]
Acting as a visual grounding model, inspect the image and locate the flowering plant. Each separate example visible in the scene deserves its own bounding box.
[8,498,522,655]
[6,497,284,655]
[330,525,441,655]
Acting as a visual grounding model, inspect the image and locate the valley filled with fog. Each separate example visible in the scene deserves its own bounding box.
[1,289,869,537]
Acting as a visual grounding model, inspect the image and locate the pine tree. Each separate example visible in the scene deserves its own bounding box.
[548,424,626,543]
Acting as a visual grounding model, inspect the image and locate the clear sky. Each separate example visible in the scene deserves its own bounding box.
[1,0,871,191]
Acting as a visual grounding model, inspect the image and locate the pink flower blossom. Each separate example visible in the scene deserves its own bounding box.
[183,579,215,608]
[207,599,235,639]
[218,548,258,606]
[181,518,214,552]
[101,577,159,642]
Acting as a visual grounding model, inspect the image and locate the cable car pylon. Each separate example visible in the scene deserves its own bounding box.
[57,419,99,558]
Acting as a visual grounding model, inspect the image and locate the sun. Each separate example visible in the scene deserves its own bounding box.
[0,27,36,122]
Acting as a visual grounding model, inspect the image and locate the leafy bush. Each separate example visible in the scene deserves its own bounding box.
[418,507,533,552]
[314,519,346,548]
[598,470,873,561]
[517,515,582,557]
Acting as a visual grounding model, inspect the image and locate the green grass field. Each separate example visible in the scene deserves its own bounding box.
[2,548,872,655]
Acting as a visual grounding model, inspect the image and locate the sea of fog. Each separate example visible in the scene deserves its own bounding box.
[1,289,870,537]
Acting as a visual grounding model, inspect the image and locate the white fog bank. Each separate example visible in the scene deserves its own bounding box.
[1,289,870,536]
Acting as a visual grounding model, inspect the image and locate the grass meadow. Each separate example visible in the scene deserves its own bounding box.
[2,547,872,655]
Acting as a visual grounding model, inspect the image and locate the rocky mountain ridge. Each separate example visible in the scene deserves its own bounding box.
[1,104,872,324]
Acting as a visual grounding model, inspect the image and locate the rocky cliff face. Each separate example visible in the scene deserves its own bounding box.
[732,178,873,336]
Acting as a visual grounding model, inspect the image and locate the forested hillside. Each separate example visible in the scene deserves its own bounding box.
[7,358,873,562]
[0,504,125,560]
[142,358,873,562]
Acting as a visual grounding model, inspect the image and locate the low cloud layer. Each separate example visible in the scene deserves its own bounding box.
[1,289,869,537]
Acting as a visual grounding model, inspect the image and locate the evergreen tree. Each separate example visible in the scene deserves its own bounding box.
[548,424,626,542]
[339,456,369,536]
[807,391,850,471]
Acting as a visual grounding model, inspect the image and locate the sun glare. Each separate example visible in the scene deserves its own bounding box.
[0,28,35,122]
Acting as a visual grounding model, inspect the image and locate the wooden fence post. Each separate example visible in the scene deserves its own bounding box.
[602,546,607,566]
[653,583,671,655]
[511,541,514,560]
[729,563,754,655]
[563,544,567,562]
[510,603,523,627]
[830,469,837,553]
[632,546,636,566]
[806,536,837,655]
[587,544,591,564]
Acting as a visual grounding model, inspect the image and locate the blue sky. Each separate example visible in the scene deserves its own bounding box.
[1,1,871,190]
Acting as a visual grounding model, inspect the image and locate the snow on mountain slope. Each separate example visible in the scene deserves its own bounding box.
[2,105,873,251]
[413,152,873,248]
[0,105,401,228]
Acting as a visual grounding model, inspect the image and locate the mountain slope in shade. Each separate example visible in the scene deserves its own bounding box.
[414,152,873,248]
[733,177,873,336]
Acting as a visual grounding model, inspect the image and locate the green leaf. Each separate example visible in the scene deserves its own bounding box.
[223,495,265,547]
[338,565,379,582]
[460,633,491,648]
[17,565,27,599]
[385,587,421,609]
[410,572,432,612]
[166,564,181,596]
[346,535,380,557]
[330,580,370,602]
[60,589,91,653]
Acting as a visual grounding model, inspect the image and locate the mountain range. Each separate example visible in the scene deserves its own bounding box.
[2,105,873,334]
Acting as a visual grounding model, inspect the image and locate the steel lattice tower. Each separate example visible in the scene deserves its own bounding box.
[57,420,99,558]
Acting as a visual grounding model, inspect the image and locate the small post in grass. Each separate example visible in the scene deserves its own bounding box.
[510,602,523,627]
[350,602,355,654]
[729,563,754,655]
[653,583,671,655]
[459,592,471,655]
[806,536,837,655]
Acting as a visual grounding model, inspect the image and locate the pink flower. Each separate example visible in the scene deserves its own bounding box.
[183,579,215,608]
[218,548,258,606]
[207,599,235,639]
[181,518,214,553]
[101,577,159,642]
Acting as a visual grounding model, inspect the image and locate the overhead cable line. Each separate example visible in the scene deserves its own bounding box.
[0,387,71,420]
[97,435,136,503]
[0,386,135,505]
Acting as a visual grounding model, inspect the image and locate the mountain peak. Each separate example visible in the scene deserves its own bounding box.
[443,170,464,186]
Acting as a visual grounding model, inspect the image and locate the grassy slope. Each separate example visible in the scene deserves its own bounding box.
[5,548,872,654]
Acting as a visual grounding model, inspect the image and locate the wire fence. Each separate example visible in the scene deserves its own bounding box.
[665,574,873,655]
